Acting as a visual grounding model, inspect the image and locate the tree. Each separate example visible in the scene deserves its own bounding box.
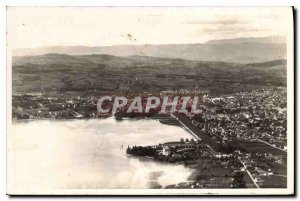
[180,138,185,143]
[185,138,189,143]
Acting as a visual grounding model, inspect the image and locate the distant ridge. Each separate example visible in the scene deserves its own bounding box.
[13,36,286,64]
[206,35,286,44]
[244,59,287,67]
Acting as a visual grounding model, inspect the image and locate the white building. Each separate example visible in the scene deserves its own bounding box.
[162,145,170,156]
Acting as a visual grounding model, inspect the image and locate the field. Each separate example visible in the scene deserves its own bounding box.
[188,159,234,188]
[12,54,286,97]
[239,141,287,155]
[261,175,287,188]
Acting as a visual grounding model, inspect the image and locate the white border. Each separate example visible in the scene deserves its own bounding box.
[1,0,297,199]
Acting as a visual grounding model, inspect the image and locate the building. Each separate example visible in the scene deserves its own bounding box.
[162,145,171,156]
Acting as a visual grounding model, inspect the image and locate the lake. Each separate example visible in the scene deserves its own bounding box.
[8,118,194,191]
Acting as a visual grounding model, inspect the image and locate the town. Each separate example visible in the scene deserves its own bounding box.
[12,87,287,188]
[12,87,287,150]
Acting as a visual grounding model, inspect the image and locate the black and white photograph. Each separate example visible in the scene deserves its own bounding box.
[6,6,294,195]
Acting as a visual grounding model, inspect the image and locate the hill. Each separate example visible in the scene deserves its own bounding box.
[13,36,286,64]
[12,54,287,96]
[206,36,286,44]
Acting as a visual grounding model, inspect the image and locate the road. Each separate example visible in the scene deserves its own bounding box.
[171,113,217,152]
[171,113,263,188]
[256,138,287,153]
[238,158,260,188]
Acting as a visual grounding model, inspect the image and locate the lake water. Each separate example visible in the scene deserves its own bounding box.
[8,118,194,191]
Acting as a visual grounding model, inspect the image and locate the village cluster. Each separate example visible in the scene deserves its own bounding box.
[12,87,286,150]
[12,87,287,188]
[189,87,287,151]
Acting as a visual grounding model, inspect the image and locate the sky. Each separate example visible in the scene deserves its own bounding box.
[7,7,293,49]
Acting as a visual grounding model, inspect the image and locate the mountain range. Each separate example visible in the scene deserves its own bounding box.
[13,36,286,64]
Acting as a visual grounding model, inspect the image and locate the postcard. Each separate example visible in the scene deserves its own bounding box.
[6,7,294,195]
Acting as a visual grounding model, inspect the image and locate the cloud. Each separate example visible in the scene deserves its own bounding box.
[200,26,272,33]
[183,18,249,25]
[7,7,292,48]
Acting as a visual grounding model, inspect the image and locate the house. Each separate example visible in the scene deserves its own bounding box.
[254,177,263,183]
[162,145,171,156]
